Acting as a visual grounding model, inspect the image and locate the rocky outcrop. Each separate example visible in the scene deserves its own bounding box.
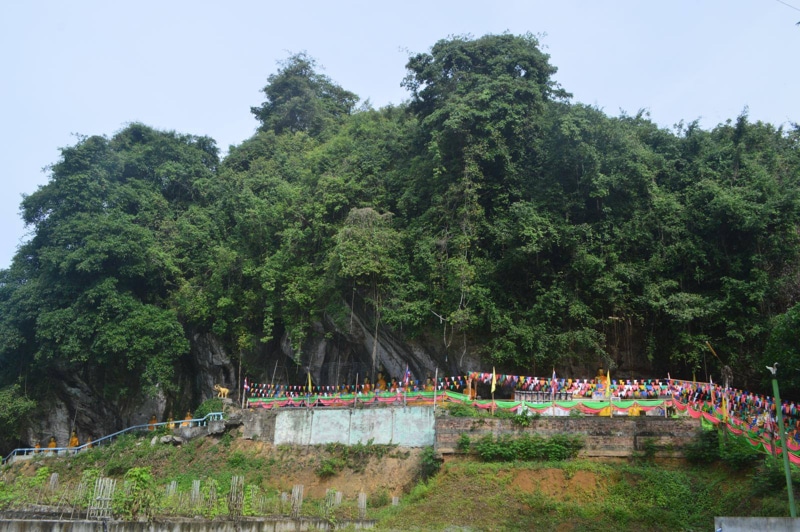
[22,332,237,450]
[276,299,483,388]
[25,369,120,449]
[187,332,238,405]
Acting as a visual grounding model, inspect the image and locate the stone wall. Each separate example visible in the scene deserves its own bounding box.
[435,414,700,457]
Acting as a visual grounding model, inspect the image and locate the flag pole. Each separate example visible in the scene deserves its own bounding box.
[433,368,438,412]
[491,367,497,416]
[666,373,671,418]
[403,365,408,408]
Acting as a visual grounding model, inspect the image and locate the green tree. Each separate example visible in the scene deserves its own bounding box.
[0,124,217,401]
[332,207,404,379]
[251,52,359,139]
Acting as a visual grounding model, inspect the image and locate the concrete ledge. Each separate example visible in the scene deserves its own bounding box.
[714,517,800,531]
[0,518,376,531]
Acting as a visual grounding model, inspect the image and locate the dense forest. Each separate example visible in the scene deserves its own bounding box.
[2,34,800,444]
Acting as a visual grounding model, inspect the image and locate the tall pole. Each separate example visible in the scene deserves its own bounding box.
[769,364,796,518]
[270,360,279,388]
[433,368,438,412]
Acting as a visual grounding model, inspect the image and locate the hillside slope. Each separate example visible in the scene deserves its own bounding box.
[1,427,796,530]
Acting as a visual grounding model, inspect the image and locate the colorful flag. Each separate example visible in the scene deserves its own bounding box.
[605,370,611,399]
[404,365,411,387]
[307,371,312,394]
[722,389,729,422]
[491,367,497,395]
[243,378,250,392]
[710,376,715,405]
[551,369,557,400]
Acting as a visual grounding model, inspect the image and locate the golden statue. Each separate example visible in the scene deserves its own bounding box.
[68,430,79,448]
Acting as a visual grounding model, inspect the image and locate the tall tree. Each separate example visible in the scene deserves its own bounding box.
[251,52,359,139]
[0,124,218,400]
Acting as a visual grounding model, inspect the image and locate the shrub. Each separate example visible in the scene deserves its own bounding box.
[420,446,441,480]
[638,438,658,463]
[116,467,156,519]
[473,434,583,462]
[316,457,346,478]
[446,403,481,417]
[750,458,789,496]
[456,433,471,453]
[195,398,224,420]
[0,481,13,510]
[684,429,719,464]
[227,451,246,468]
[369,489,390,508]
[719,433,760,469]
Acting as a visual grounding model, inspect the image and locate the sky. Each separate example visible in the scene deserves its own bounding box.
[1,0,799,270]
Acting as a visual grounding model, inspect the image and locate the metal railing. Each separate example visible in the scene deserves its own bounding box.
[2,412,224,465]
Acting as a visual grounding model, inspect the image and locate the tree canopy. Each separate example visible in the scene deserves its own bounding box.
[3,34,800,441]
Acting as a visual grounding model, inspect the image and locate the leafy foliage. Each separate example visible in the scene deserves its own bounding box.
[0,384,35,442]
[419,446,441,481]
[473,433,584,462]
[116,467,156,519]
[251,52,358,138]
[2,33,800,448]
[194,397,224,420]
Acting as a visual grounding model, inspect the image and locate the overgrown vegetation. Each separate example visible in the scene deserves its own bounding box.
[685,426,762,469]
[194,398,224,420]
[1,427,798,529]
[378,458,797,531]
[419,446,441,481]
[2,33,800,446]
[473,434,584,462]
[314,440,398,478]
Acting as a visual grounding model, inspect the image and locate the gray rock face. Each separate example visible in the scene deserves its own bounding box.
[25,370,119,449]
[190,332,237,403]
[23,331,237,449]
[277,299,482,388]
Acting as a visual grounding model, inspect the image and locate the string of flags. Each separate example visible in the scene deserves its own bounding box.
[241,371,673,398]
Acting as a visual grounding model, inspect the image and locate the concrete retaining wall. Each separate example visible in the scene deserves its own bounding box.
[242,407,436,447]
[435,415,700,457]
[714,517,800,531]
[240,405,700,456]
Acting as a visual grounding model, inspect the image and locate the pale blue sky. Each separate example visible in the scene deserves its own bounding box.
[2,0,798,269]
